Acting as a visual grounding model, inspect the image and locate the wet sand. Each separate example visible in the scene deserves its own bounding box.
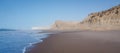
[26,30,120,53]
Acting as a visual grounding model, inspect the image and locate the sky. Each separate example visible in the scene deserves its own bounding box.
[0,0,120,30]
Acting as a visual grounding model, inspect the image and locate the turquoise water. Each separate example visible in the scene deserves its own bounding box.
[0,31,48,53]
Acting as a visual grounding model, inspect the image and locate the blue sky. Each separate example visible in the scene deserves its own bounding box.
[0,0,120,29]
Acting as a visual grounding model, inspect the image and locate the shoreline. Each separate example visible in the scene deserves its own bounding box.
[22,40,42,53]
[24,33,51,53]
[25,30,120,53]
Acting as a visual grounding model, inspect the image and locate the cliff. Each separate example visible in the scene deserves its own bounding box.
[51,5,120,30]
[82,5,120,25]
[51,20,81,30]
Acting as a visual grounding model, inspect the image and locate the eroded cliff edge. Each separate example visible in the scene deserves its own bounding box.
[51,5,120,31]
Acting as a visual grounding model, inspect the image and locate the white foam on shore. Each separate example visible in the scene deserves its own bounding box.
[22,33,50,53]
[22,40,43,53]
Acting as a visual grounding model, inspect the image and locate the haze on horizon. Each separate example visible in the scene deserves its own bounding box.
[0,0,120,30]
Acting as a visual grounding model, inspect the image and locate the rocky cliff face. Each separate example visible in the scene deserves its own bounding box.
[82,5,120,25]
[51,5,120,30]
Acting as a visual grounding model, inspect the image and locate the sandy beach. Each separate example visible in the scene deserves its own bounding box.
[25,30,120,53]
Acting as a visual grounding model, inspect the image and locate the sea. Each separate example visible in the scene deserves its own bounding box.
[0,30,49,53]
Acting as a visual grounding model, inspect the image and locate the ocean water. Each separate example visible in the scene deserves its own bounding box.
[0,31,49,53]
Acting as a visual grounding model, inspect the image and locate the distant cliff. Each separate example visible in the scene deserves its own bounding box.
[51,20,81,30]
[51,5,120,30]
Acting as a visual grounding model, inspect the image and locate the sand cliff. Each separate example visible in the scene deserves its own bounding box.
[51,5,120,30]
[82,5,120,25]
